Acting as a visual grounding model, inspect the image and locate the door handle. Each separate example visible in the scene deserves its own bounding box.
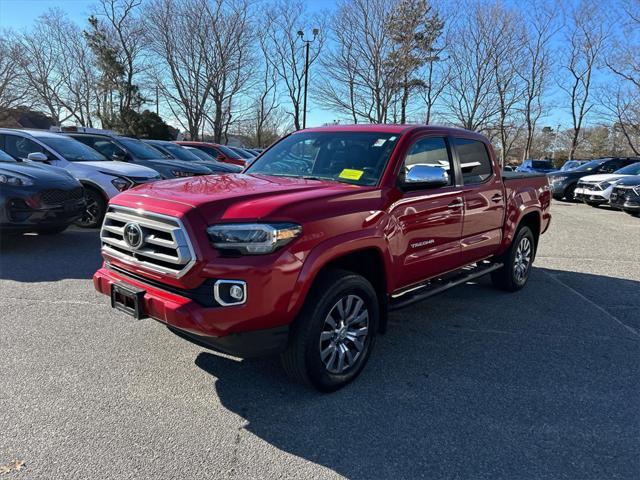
[491,194,503,203]
[447,200,464,209]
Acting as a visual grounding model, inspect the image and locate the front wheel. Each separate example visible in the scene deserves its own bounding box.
[564,184,576,202]
[75,188,106,229]
[491,226,536,292]
[281,269,379,392]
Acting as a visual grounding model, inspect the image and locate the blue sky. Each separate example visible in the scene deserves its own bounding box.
[0,0,585,130]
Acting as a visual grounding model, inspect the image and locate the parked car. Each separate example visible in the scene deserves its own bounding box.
[93,124,551,391]
[560,160,587,171]
[516,159,556,173]
[609,176,640,216]
[143,139,241,173]
[574,162,640,206]
[228,146,256,159]
[0,148,85,235]
[547,157,640,201]
[0,129,160,228]
[65,132,212,180]
[176,141,249,167]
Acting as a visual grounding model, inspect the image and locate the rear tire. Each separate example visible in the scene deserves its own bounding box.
[491,226,536,292]
[281,269,379,392]
[564,184,576,202]
[75,188,106,229]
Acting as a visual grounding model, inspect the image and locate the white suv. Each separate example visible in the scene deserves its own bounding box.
[574,162,640,206]
[0,129,160,228]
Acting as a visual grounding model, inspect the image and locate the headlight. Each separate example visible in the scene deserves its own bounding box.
[207,223,302,255]
[0,174,33,186]
[551,176,568,183]
[171,170,194,178]
[597,181,611,190]
[111,176,134,192]
[634,186,640,196]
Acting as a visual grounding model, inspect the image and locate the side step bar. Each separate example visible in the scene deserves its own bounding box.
[389,261,503,311]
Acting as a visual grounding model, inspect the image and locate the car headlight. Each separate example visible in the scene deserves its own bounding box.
[171,170,194,178]
[0,174,34,186]
[634,186,640,196]
[597,181,612,190]
[111,176,134,192]
[207,223,302,255]
[551,176,567,183]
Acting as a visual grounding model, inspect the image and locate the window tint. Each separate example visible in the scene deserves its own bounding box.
[453,138,492,184]
[197,146,221,158]
[402,136,453,186]
[3,135,52,160]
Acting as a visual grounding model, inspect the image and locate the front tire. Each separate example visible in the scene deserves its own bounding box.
[281,269,379,392]
[75,188,106,229]
[564,183,576,202]
[491,226,536,292]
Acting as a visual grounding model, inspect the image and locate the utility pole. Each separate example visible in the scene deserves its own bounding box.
[297,28,319,130]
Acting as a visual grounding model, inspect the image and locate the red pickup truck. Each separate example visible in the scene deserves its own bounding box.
[94,125,551,391]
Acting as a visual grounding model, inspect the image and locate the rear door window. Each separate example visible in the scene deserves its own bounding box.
[453,138,493,185]
[3,135,53,160]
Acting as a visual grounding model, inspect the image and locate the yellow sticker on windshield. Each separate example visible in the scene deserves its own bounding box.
[339,169,364,180]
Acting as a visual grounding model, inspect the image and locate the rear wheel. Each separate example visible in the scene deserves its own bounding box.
[281,269,379,392]
[564,184,576,202]
[75,188,106,229]
[491,226,536,292]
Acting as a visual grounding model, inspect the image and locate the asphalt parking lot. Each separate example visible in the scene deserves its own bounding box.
[1,202,639,480]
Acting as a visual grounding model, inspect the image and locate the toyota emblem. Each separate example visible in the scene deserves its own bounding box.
[123,222,144,249]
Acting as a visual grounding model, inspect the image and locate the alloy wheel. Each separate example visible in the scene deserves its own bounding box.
[514,236,532,283]
[319,294,369,374]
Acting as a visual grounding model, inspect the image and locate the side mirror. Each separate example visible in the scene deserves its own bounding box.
[27,152,49,162]
[112,151,128,161]
[401,165,449,190]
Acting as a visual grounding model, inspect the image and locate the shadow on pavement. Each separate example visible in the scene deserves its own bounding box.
[195,268,640,480]
[0,228,102,282]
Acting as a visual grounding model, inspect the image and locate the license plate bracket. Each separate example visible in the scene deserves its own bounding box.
[111,282,147,319]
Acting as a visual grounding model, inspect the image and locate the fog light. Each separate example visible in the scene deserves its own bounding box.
[229,285,244,300]
[214,280,247,306]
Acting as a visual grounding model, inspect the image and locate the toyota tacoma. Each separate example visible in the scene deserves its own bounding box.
[93,125,552,391]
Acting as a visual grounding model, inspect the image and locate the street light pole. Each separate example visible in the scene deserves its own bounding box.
[298,28,319,130]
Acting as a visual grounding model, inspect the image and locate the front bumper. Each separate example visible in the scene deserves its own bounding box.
[0,195,85,232]
[609,190,640,211]
[574,187,609,204]
[93,266,290,357]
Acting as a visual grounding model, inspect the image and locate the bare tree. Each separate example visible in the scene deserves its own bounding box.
[316,0,397,123]
[94,0,145,112]
[202,0,254,143]
[560,1,609,160]
[145,0,215,139]
[443,1,501,131]
[0,32,26,110]
[601,0,640,153]
[518,1,560,160]
[263,0,324,130]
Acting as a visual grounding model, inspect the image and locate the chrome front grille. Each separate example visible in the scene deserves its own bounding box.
[100,205,196,277]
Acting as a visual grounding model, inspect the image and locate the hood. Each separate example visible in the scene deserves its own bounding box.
[579,173,629,183]
[113,174,381,221]
[74,161,159,178]
[0,161,80,188]
[547,169,588,179]
[615,175,640,187]
[143,159,212,175]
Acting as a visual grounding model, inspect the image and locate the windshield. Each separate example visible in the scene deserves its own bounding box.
[0,149,16,162]
[39,136,107,161]
[614,162,640,175]
[186,147,215,162]
[118,137,165,160]
[574,160,605,172]
[231,147,253,159]
[216,144,243,160]
[532,160,553,169]
[161,143,202,162]
[246,131,401,186]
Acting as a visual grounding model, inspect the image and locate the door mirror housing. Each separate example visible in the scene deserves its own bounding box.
[112,151,129,161]
[27,152,49,162]
[401,165,449,190]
